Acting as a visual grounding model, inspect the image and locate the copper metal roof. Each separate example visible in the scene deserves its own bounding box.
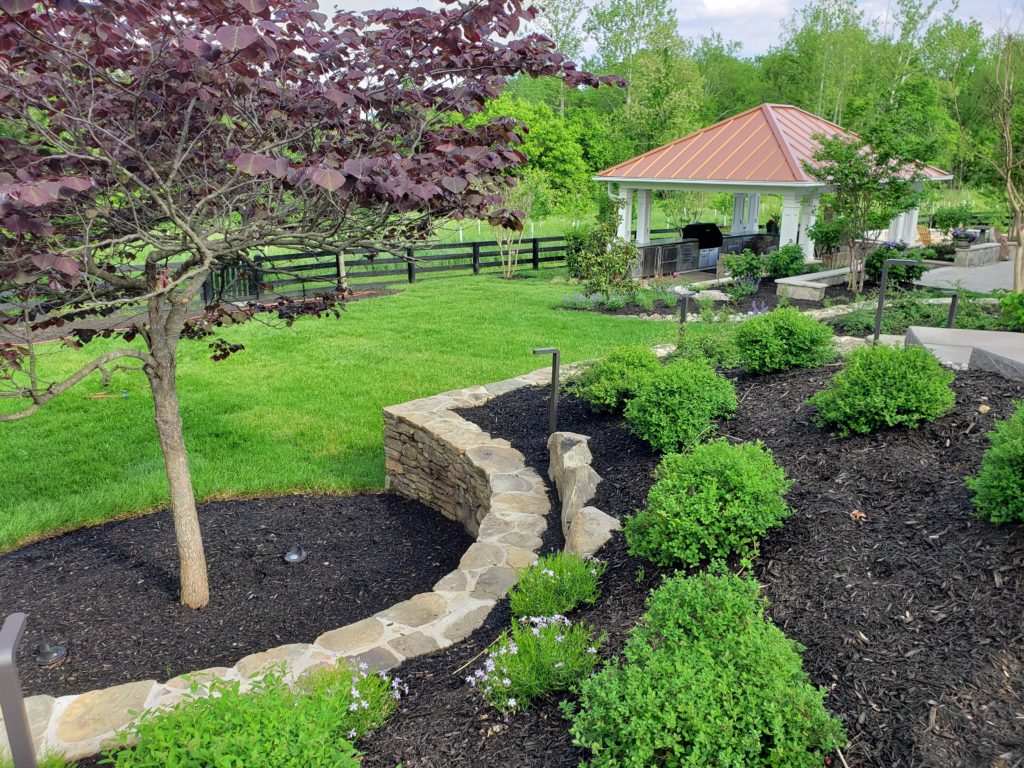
[597,103,952,184]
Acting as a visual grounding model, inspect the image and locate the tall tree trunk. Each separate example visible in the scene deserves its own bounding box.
[1013,208,1024,293]
[146,286,210,609]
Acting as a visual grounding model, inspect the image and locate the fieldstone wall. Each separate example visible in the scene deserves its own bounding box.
[547,431,620,559]
[3,369,565,764]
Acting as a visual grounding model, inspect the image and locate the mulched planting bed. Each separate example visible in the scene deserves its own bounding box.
[359,367,1024,768]
[0,493,471,697]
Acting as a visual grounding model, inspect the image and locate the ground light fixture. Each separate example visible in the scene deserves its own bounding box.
[673,285,697,324]
[533,347,560,436]
[1,612,39,768]
[283,545,308,564]
[34,640,67,668]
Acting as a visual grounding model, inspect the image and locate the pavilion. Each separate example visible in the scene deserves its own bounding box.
[595,103,952,262]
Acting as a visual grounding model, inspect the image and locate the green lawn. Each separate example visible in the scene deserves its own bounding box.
[0,271,676,551]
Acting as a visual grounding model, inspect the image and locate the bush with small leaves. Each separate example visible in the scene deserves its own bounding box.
[722,248,764,282]
[100,662,399,768]
[865,242,926,284]
[569,571,847,768]
[734,306,834,374]
[568,346,661,412]
[623,357,737,452]
[808,343,956,436]
[967,402,1024,523]
[625,440,791,567]
[467,615,604,713]
[509,552,606,618]
[676,321,740,368]
[766,243,808,279]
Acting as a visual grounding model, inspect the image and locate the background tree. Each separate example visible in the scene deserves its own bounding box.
[532,0,584,117]
[0,0,606,608]
[803,134,922,290]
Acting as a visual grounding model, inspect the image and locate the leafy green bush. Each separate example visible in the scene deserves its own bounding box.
[569,571,847,768]
[722,248,764,282]
[999,290,1024,331]
[933,203,973,234]
[766,243,808,279]
[583,237,640,301]
[101,662,398,768]
[831,290,1000,336]
[509,552,606,618]
[564,228,590,280]
[623,358,737,451]
[724,277,758,301]
[625,440,791,567]
[569,346,661,412]
[808,344,955,436]
[468,615,604,713]
[865,242,926,284]
[967,403,1024,523]
[676,321,740,368]
[734,306,834,373]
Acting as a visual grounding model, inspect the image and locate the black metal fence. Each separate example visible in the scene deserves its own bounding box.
[202,227,687,303]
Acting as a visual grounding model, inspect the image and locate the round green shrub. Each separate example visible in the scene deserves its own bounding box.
[865,243,926,284]
[623,358,737,452]
[734,307,834,374]
[808,343,955,436]
[569,346,661,412]
[766,243,807,279]
[569,571,847,768]
[967,402,1024,523]
[624,440,791,567]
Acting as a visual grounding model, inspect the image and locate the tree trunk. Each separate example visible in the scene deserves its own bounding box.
[147,349,209,609]
[146,285,210,609]
[1014,208,1024,293]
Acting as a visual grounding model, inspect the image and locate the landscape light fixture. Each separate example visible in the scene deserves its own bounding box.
[33,641,67,668]
[283,545,308,564]
[1,613,38,768]
[673,285,697,324]
[533,347,561,436]
[873,258,927,342]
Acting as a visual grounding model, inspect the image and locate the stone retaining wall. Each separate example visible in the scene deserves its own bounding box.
[3,369,563,764]
[547,432,619,559]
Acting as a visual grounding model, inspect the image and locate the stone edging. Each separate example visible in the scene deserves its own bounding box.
[547,432,620,559]
[3,367,565,763]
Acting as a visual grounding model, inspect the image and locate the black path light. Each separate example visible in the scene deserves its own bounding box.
[283,545,308,564]
[533,347,561,436]
[1,612,39,768]
[873,258,936,342]
[673,285,697,324]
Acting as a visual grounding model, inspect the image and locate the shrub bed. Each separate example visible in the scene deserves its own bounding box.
[624,440,791,567]
[808,344,955,436]
[569,571,847,768]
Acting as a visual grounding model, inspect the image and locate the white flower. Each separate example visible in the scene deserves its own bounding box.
[555,635,564,643]
[507,698,517,709]
[351,687,361,699]
[502,678,511,687]
[361,699,369,709]
[347,729,358,740]
[587,646,597,654]
[466,676,477,687]
[554,662,564,669]
[348,702,359,712]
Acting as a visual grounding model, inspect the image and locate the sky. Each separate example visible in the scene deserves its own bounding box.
[321,0,1021,57]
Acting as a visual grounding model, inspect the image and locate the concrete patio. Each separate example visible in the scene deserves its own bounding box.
[905,326,1024,380]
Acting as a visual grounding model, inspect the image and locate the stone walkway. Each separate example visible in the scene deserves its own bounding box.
[916,260,1015,294]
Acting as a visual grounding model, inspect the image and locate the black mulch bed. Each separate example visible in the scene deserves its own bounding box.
[360,368,1024,768]
[0,493,471,698]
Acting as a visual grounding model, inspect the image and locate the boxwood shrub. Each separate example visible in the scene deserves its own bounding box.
[967,402,1024,523]
[569,571,847,768]
[766,243,808,279]
[734,306,834,374]
[569,346,661,412]
[808,343,955,436]
[624,439,791,568]
[623,358,736,452]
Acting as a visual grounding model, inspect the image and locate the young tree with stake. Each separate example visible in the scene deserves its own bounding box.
[0,0,608,608]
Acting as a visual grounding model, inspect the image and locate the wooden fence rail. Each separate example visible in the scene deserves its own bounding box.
[202,228,682,303]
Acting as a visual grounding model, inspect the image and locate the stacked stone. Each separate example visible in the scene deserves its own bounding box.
[3,368,564,764]
[546,432,620,559]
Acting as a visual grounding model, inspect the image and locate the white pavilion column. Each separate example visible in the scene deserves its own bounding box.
[779,192,801,247]
[798,195,818,261]
[902,207,921,244]
[886,212,904,242]
[617,187,633,241]
[635,189,652,244]
[731,193,747,234]
[746,193,761,233]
